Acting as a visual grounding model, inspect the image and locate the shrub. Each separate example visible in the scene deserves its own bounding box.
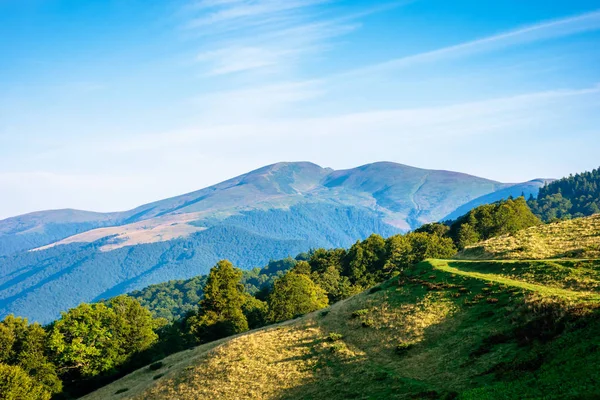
[329,342,346,353]
[351,309,369,319]
[148,361,164,371]
[395,342,415,355]
[320,310,330,318]
[362,319,375,328]
[115,388,129,394]
[328,332,343,342]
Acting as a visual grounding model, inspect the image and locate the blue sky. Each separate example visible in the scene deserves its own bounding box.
[1,0,599,218]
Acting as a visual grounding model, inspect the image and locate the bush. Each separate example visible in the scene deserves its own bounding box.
[328,332,343,342]
[148,361,164,371]
[351,309,369,319]
[362,319,375,328]
[395,342,415,355]
[329,342,346,353]
[115,388,129,394]
[319,310,330,318]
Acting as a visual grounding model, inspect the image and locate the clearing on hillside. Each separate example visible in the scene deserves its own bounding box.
[458,214,600,260]
[83,258,600,400]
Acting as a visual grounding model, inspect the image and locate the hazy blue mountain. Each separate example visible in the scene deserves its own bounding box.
[0,161,547,323]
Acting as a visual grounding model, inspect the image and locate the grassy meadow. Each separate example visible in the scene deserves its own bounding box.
[83,256,600,400]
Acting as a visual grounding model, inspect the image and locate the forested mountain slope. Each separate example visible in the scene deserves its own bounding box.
[528,166,600,221]
[0,162,545,323]
[1,162,543,256]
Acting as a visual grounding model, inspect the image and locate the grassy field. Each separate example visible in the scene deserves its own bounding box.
[458,214,600,260]
[83,258,600,400]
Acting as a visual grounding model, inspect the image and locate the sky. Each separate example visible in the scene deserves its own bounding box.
[1,0,599,219]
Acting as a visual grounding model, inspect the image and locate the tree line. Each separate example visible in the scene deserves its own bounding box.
[528,167,600,221]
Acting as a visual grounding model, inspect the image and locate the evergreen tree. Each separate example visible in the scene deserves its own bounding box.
[188,260,249,342]
[529,167,600,221]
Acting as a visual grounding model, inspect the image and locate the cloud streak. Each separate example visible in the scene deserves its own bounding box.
[183,1,406,76]
[344,9,600,76]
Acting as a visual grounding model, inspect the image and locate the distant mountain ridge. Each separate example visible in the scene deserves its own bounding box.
[0,162,543,256]
[0,161,546,323]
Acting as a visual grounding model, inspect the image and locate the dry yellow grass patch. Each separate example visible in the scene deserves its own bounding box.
[459,214,600,260]
[138,325,323,400]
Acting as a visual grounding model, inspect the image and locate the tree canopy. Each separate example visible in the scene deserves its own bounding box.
[268,272,329,323]
[529,167,600,221]
[188,260,249,342]
[449,197,541,249]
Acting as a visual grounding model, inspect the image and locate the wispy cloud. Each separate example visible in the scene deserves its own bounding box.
[181,0,406,76]
[345,9,600,76]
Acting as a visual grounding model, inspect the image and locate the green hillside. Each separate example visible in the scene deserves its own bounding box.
[83,257,600,400]
[458,214,600,260]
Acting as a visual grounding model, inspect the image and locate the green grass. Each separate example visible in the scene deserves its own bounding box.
[83,258,600,400]
[429,259,600,302]
[459,214,600,260]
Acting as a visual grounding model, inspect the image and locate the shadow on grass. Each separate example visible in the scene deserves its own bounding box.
[273,263,600,400]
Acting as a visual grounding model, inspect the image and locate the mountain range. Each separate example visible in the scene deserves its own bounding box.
[0,161,548,323]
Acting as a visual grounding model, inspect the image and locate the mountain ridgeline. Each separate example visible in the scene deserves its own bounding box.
[0,162,546,324]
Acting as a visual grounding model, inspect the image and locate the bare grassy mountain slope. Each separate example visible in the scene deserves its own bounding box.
[458,214,600,260]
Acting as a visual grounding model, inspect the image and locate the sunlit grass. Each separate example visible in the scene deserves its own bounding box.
[84,255,600,400]
[459,214,600,260]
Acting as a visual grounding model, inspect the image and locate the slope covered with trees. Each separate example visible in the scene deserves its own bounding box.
[448,197,542,249]
[0,228,456,399]
[528,167,600,221]
[133,198,540,321]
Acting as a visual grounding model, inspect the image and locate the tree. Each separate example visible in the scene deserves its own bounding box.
[344,234,387,287]
[188,260,249,343]
[48,297,159,378]
[107,295,162,359]
[0,315,62,396]
[456,223,480,250]
[528,167,600,221]
[241,295,269,330]
[384,232,456,275]
[449,198,541,249]
[414,222,450,237]
[268,272,329,323]
[0,363,52,400]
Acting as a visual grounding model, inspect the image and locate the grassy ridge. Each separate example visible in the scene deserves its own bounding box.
[458,214,600,260]
[83,258,600,400]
